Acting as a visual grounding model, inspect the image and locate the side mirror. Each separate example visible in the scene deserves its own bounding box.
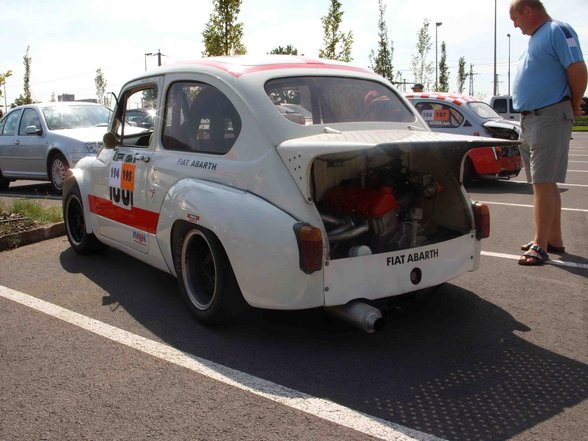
[25,125,42,135]
[103,131,118,149]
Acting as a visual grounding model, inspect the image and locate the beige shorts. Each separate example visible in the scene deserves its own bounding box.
[520,100,574,183]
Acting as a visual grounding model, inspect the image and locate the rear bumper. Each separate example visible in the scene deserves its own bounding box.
[323,234,479,306]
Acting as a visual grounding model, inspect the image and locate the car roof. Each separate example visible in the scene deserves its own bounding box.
[405,92,482,107]
[129,55,377,85]
[9,102,105,110]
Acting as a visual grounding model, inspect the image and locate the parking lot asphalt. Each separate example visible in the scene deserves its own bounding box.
[0,133,587,440]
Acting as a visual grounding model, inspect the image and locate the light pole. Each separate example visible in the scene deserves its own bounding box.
[507,33,511,95]
[435,22,442,91]
[144,52,153,71]
[493,0,498,96]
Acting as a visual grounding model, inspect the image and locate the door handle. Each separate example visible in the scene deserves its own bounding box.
[134,153,150,163]
[14,140,20,146]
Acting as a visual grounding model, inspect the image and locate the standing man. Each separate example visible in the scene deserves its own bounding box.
[510,0,586,265]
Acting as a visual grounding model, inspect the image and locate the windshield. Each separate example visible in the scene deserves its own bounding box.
[42,105,111,130]
[467,102,502,120]
[265,77,415,125]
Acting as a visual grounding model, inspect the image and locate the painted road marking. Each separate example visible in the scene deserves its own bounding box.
[479,201,588,213]
[481,251,588,270]
[509,180,588,188]
[0,285,440,441]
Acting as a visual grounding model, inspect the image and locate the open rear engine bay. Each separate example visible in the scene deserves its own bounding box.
[312,145,473,260]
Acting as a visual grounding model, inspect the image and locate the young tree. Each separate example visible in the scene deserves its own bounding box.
[95,68,107,106]
[410,19,434,89]
[0,70,12,116]
[457,56,468,94]
[269,45,298,55]
[369,0,394,81]
[13,46,33,106]
[318,0,353,62]
[438,42,449,92]
[202,0,246,57]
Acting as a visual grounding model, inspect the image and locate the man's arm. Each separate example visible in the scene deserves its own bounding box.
[568,61,587,117]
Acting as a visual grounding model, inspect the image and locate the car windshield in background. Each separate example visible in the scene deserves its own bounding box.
[265,77,415,125]
[468,102,502,120]
[42,105,111,130]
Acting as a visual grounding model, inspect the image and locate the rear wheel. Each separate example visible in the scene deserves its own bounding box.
[0,170,10,191]
[173,224,244,324]
[63,183,106,254]
[463,156,476,184]
[48,153,68,194]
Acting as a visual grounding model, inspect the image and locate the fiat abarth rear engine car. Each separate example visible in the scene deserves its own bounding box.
[63,56,519,332]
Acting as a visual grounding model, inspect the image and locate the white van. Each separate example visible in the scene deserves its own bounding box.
[488,95,521,121]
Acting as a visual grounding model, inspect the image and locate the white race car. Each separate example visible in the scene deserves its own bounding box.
[63,55,517,332]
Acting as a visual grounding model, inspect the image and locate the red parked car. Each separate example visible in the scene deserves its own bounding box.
[406,93,522,182]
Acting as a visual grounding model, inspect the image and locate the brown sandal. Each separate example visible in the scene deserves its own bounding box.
[521,241,565,253]
[518,244,549,266]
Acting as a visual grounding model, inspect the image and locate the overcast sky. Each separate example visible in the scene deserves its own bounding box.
[1,0,587,108]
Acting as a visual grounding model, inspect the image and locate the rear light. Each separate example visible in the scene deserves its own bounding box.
[472,202,490,239]
[293,223,323,273]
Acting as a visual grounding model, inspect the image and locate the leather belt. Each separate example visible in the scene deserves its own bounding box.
[521,96,570,116]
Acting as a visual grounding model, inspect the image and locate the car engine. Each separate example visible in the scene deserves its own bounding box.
[319,167,442,259]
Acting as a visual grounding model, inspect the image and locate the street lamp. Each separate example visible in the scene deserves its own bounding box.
[493,0,498,96]
[435,22,442,91]
[144,52,153,71]
[507,33,511,95]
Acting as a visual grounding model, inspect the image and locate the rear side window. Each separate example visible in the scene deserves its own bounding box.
[265,77,415,125]
[492,98,507,114]
[414,102,464,128]
[162,82,241,154]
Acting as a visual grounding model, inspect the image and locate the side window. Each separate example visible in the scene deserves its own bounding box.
[114,86,157,148]
[416,102,463,128]
[19,109,41,135]
[162,81,241,154]
[1,110,22,136]
[493,98,507,114]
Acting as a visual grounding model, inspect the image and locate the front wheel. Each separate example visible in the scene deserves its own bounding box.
[63,183,106,254]
[49,153,68,194]
[173,224,244,325]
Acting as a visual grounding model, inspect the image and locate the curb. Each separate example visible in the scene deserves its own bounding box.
[0,222,66,252]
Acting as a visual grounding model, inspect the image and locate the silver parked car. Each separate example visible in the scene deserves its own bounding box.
[0,102,110,193]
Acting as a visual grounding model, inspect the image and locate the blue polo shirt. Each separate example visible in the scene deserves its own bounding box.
[512,20,584,112]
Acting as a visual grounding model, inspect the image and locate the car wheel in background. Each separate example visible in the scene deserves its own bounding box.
[63,183,106,254]
[173,223,245,324]
[463,156,477,183]
[48,153,68,194]
[0,170,10,191]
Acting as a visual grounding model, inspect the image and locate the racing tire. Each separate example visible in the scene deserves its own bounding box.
[63,183,106,254]
[48,152,69,194]
[173,224,245,325]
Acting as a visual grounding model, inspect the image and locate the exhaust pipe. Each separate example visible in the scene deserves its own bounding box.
[326,300,384,333]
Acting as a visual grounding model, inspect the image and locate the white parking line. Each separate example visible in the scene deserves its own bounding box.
[479,201,588,213]
[481,251,588,269]
[0,285,439,441]
[509,180,588,188]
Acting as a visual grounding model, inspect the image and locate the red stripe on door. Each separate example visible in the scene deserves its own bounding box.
[88,195,159,234]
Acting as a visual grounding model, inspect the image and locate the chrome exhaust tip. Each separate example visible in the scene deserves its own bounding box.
[326,300,384,333]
